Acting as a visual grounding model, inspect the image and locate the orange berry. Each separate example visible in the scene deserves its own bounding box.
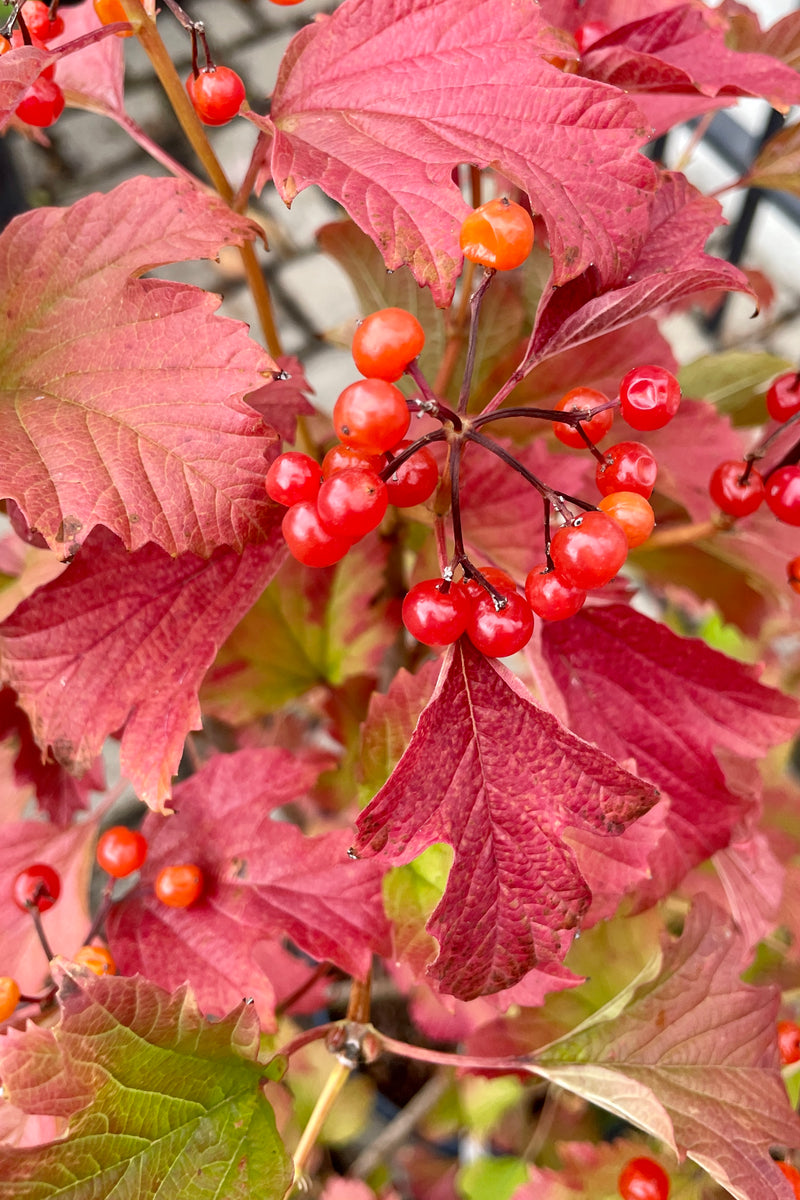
[155,864,203,908]
[74,943,117,976]
[0,977,21,1022]
[598,491,655,548]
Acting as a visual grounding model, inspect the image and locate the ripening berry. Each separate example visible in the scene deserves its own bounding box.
[282,502,351,567]
[0,977,21,1023]
[553,388,613,449]
[186,66,246,126]
[766,372,800,423]
[385,441,439,508]
[459,198,534,271]
[619,365,681,431]
[617,1156,670,1200]
[316,467,388,540]
[598,491,655,548]
[265,452,322,506]
[524,564,586,620]
[322,445,386,478]
[788,556,800,595]
[766,466,800,526]
[466,588,534,657]
[709,461,765,518]
[778,1162,800,1199]
[596,442,657,499]
[20,1,64,40]
[15,77,64,127]
[12,863,61,913]
[93,0,134,33]
[73,943,117,976]
[778,1019,800,1065]
[550,511,628,590]
[402,579,471,647]
[352,308,425,382]
[95,826,148,878]
[333,379,410,454]
[155,864,203,908]
[462,567,517,605]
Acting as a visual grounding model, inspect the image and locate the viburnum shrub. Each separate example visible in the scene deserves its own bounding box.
[3,1,800,1198]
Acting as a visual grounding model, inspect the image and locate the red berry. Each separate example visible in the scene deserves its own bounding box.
[598,491,655,548]
[766,466,800,526]
[402,580,471,647]
[93,0,134,33]
[15,77,64,127]
[709,461,765,518]
[95,826,148,879]
[322,445,386,478]
[266,0,306,5]
[463,566,517,604]
[778,1162,800,1199]
[0,977,21,1022]
[766,372,800,423]
[524,564,586,620]
[459,198,534,271]
[74,943,117,976]
[385,441,439,507]
[778,1020,800,1065]
[575,20,610,52]
[789,556,800,595]
[186,66,246,126]
[596,442,657,499]
[618,1156,670,1200]
[550,511,628,590]
[467,589,534,657]
[20,1,64,41]
[2,29,55,75]
[352,308,425,383]
[553,387,613,449]
[12,863,61,913]
[265,452,322,506]
[619,365,681,431]
[317,468,388,540]
[155,864,203,908]
[282,502,351,567]
[333,379,410,454]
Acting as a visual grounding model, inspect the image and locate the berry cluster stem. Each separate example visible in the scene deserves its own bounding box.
[457,268,495,415]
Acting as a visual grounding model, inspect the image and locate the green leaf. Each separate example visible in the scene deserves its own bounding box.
[678,352,790,425]
[457,1156,528,1200]
[0,964,292,1200]
[383,843,453,975]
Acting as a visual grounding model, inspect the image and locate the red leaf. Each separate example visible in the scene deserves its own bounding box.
[52,0,124,112]
[529,173,751,364]
[0,687,104,825]
[256,0,656,304]
[0,525,286,811]
[540,606,800,906]
[245,355,315,445]
[641,398,745,522]
[0,47,55,131]
[353,639,657,1001]
[0,177,278,557]
[108,749,389,1027]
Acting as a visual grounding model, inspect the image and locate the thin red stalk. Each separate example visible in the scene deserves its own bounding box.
[457,269,494,414]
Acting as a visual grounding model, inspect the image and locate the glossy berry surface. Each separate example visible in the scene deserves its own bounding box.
[21,1,64,40]
[459,198,534,271]
[789,556,800,595]
[74,943,117,976]
[778,1162,800,1199]
[524,564,586,621]
[96,826,148,878]
[766,466,800,526]
[596,441,657,498]
[0,977,21,1023]
[619,364,681,431]
[93,0,133,32]
[598,491,655,548]
[352,308,425,382]
[467,589,534,657]
[766,372,800,423]
[186,66,246,126]
[550,511,628,590]
[282,502,351,568]
[463,566,517,604]
[402,580,471,647]
[322,444,386,478]
[12,863,61,913]
[266,452,322,506]
[553,388,613,448]
[778,1019,800,1065]
[709,461,765,518]
[317,468,388,540]
[155,864,203,908]
[618,1156,670,1200]
[15,77,64,127]
[333,379,410,454]
[385,441,439,507]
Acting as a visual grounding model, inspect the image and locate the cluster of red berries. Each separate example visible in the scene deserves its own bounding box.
[0,829,203,1024]
[1,2,65,129]
[708,370,800,590]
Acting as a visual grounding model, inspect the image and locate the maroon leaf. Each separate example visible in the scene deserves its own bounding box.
[0,687,104,825]
[0,177,278,558]
[0,524,286,811]
[108,749,389,1027]
[245,355,315,445]
[353,639,657,1000]
[256,0,656,304]
[535,898,800,1200]
[540,606,800,906]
